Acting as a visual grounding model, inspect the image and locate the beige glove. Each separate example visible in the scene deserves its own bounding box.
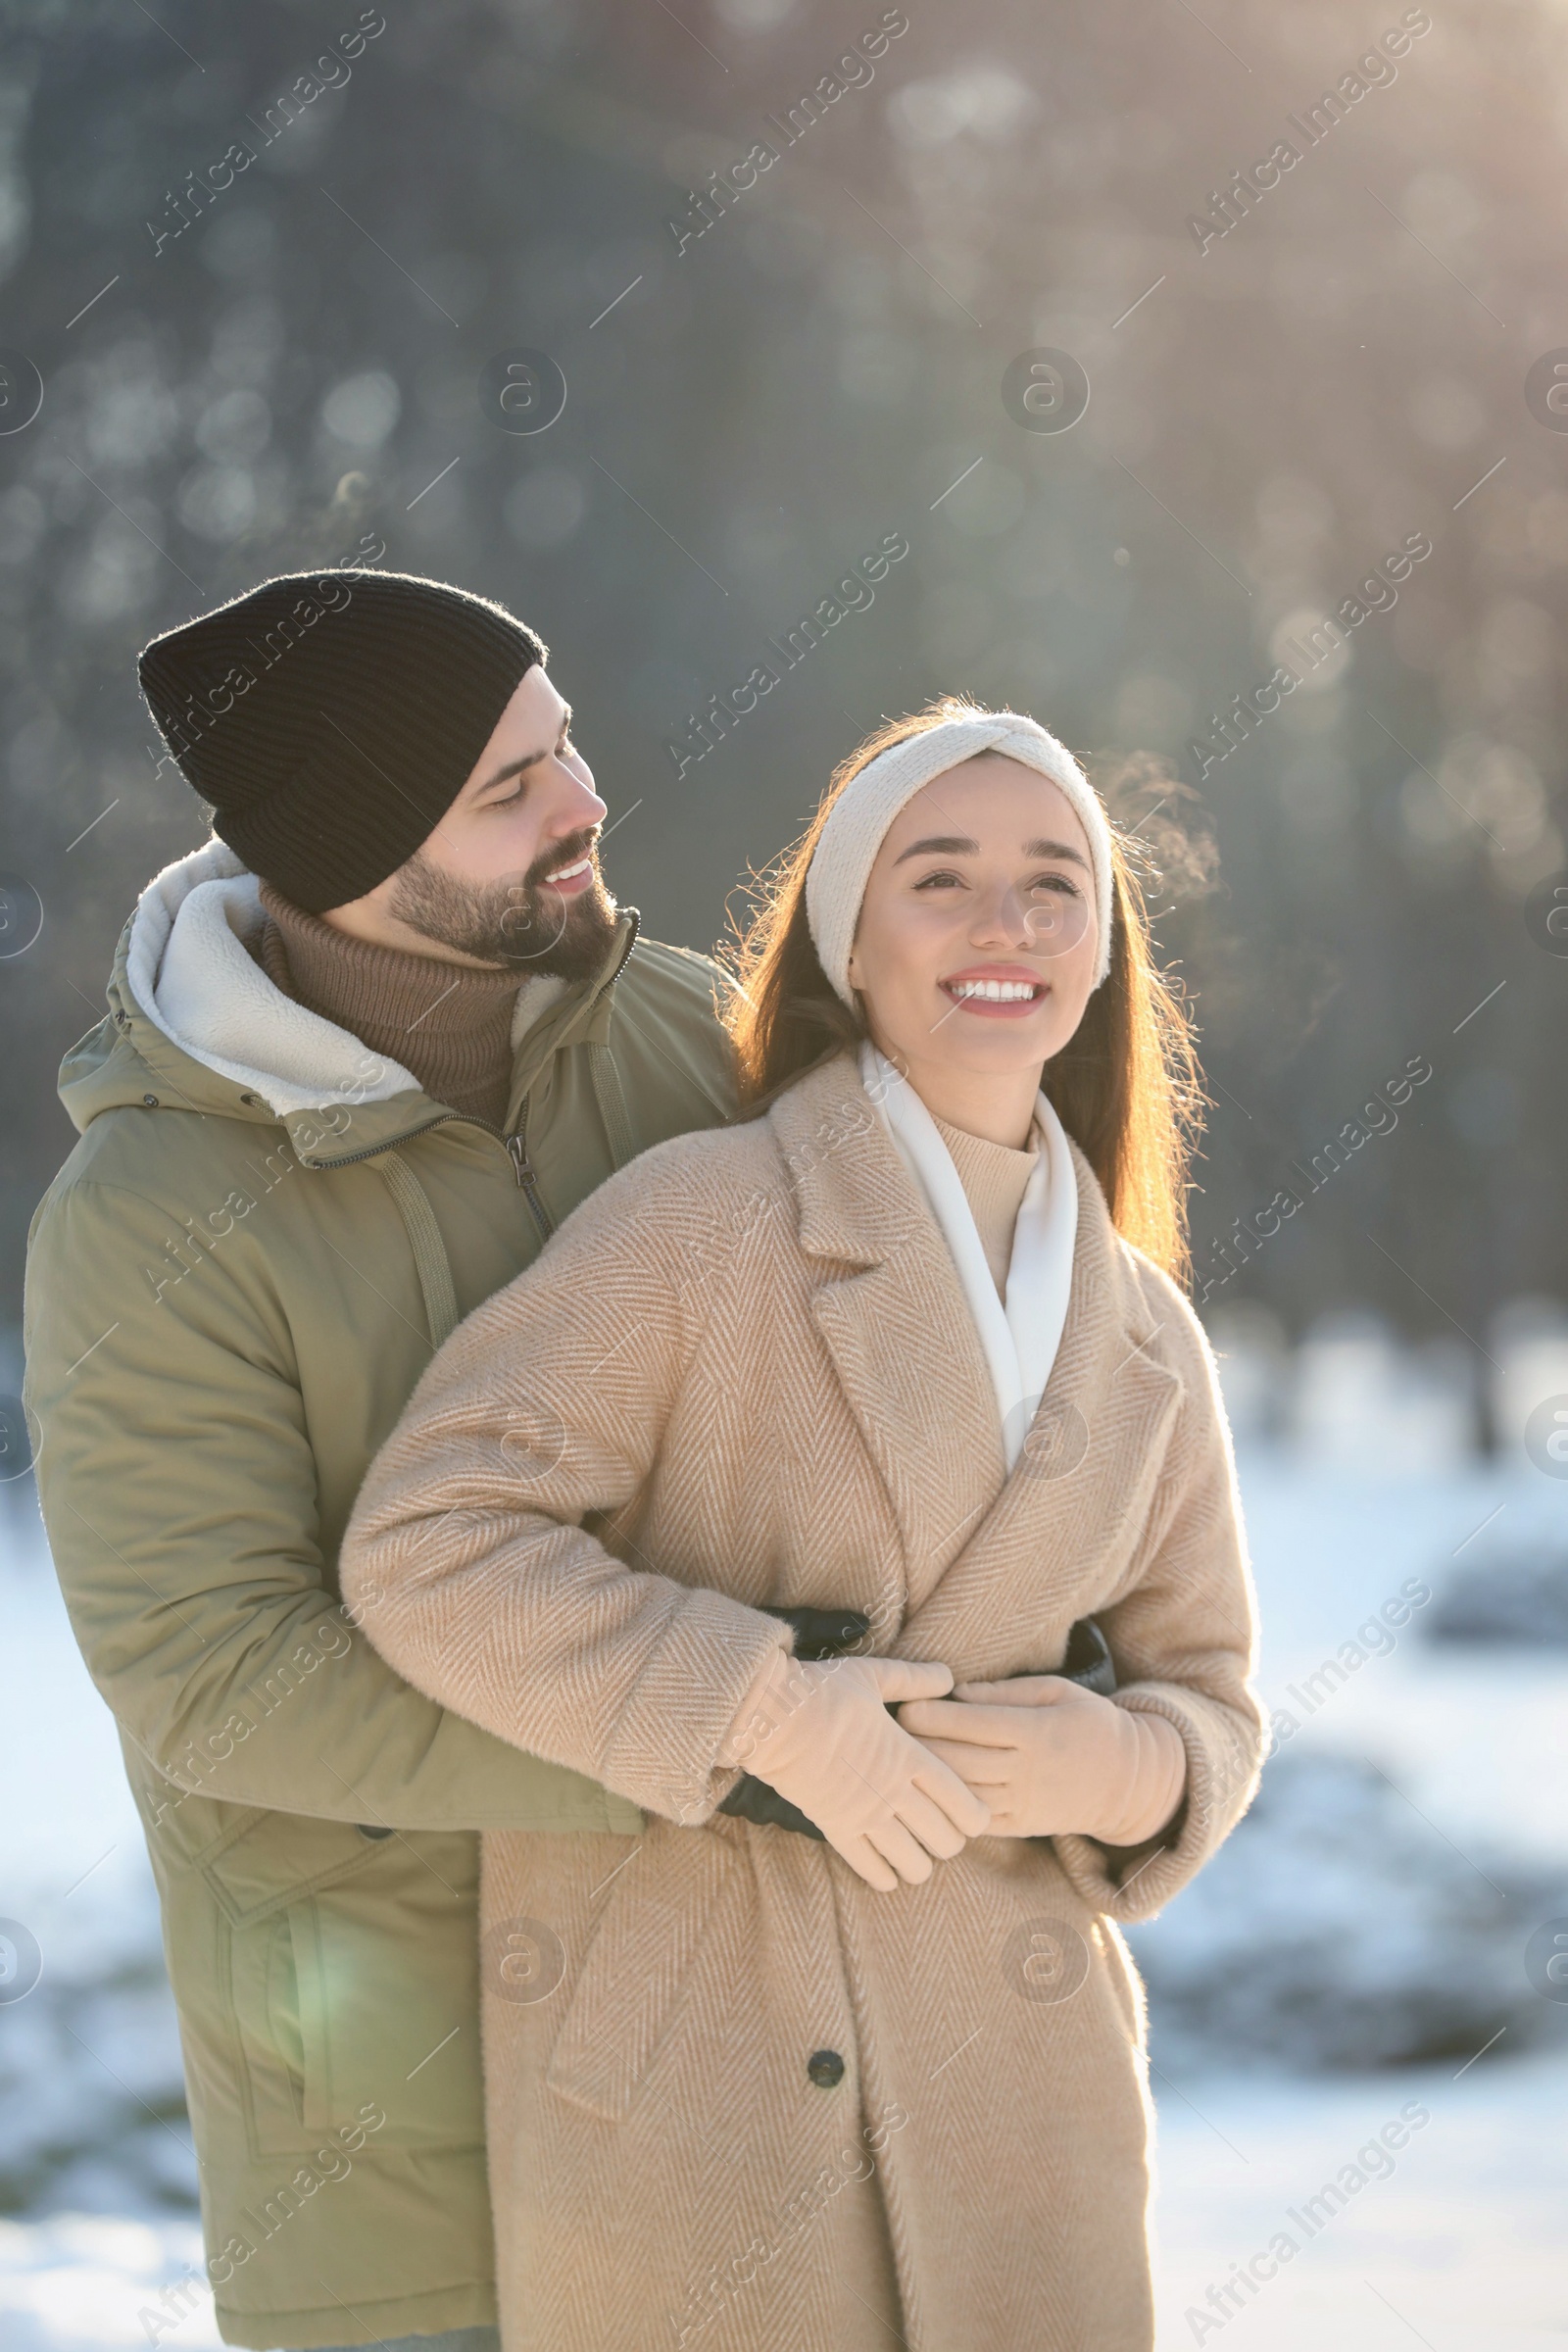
[718,1646,992,1891]
[898,1675,1188,1844]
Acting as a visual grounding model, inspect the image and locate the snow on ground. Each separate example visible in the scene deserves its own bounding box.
[1,1433,1565,2348]
[0,2217,221,2352]
[1124,1445,1568,2075]
[1142,1439,1568,2345]
[1236,1446,1568,1868]
[1152,2046,1568,2350]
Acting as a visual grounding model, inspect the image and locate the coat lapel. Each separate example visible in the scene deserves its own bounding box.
[898,1147,1183,1676]
[768,1060,1006,1613]
[769,1063,1184,1668]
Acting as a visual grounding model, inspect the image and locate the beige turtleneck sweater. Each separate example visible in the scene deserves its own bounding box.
[255,881,564,1130]
[930,1111,1039,1298]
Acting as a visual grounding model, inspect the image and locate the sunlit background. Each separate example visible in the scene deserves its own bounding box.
[2,1,1567,2345]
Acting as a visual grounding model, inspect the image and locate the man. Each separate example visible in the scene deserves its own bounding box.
[23,568,736,2351]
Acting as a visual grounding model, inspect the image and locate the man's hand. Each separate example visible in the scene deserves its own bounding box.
[897,1674,1187,1843]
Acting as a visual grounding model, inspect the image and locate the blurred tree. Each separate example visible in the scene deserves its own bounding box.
[0,0,1563,1361]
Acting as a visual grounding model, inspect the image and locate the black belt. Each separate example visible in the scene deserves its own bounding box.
[717,1609,1116,1840]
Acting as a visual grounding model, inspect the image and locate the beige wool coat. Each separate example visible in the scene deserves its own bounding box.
[342,1053,1265,2352]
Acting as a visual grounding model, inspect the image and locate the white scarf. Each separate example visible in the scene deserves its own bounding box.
[859,1042,1078,1471]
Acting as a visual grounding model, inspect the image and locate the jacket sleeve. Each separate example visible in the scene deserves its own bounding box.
[1050,1285,1266,1924]
[340,1146,792,1825]
[24,1176,643,1835]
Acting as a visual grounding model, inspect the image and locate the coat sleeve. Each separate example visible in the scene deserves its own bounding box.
[1051,1281,1266,1924]
[24,1175,642,1835]
[340,1143,792,1825]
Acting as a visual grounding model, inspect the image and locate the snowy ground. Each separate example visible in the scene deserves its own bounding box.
[1,1440,1565,2350]
[1146,1441,1568,2347]
[1152,2046,1568,2350]
[1237,1447,1568,1872]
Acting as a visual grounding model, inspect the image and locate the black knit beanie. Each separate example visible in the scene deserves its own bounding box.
[138,568,547,912]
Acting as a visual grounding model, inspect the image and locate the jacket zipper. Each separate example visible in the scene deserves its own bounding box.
[507,1103,555,1240]
[305,1114,462,1168]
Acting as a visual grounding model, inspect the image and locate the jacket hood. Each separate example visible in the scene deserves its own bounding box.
[60,836,636,1158]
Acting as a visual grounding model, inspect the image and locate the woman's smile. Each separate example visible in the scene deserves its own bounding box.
[939,962,1050,1019]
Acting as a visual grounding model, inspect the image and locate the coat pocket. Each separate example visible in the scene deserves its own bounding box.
[546,1829,734,2125]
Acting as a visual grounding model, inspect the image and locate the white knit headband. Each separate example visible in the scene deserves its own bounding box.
[805,711,1114,1005]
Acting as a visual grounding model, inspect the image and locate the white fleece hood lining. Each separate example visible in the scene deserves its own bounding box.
[122,840,423,1118]
[124,840,573,1118]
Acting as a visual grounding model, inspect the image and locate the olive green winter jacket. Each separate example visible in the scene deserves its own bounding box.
[22,839,736,2349]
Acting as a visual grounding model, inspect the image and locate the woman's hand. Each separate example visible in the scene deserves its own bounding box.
[719,1649,992,1892]
[897,1675,1188,1844]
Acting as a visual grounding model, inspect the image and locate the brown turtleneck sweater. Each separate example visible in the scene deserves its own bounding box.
[255,881,564,1129]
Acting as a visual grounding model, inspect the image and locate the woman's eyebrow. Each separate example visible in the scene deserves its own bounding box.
[893,834,977,863]
[893,832,1088,867]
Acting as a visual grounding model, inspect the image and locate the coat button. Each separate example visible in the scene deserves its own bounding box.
[806,2048,845,2088]
[142,1094,158,1106]
[356,1823,395,1840]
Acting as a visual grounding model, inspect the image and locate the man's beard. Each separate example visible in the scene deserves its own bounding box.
[387,827,618,980]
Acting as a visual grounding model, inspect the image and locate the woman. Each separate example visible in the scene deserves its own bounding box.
[341,700,1264,2352]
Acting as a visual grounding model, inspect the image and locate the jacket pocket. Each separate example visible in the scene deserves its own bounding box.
[546,1829,734,2125]
[225,1906,307,2152]
[211,1816,484,2157]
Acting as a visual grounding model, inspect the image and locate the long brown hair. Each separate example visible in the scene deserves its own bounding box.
[720,698,1204,1284]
